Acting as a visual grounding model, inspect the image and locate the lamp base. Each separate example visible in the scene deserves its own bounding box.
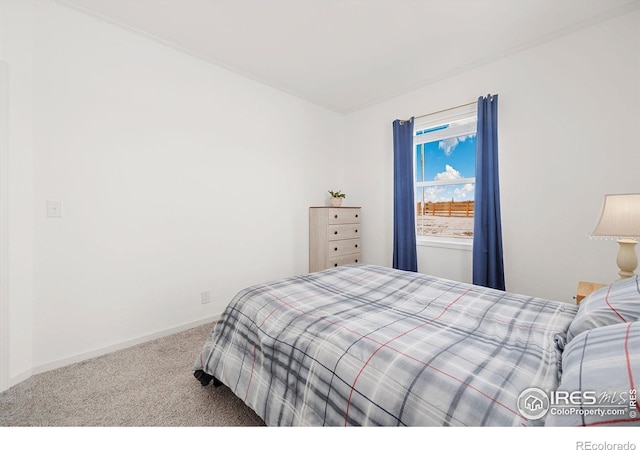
[616,238,638,279]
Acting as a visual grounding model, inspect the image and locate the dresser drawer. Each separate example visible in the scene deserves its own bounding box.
[328,252,362,268]
[327,238,360,257]
[328,224,360,241]
[309,206,362,273]
[328,208,361,225]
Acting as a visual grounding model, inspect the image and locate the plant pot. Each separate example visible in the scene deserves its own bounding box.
[330,197,343,207]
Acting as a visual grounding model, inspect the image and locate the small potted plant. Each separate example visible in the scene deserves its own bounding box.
[328,190,346,207]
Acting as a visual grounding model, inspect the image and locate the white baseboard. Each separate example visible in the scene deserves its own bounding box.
[29,315,220,378]
[8,369,32,391]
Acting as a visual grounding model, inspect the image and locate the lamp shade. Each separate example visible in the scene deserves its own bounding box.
[592,193,640,239]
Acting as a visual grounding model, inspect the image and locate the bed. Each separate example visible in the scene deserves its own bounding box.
[193,264,640,426]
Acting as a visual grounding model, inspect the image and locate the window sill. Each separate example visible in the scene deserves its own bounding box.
[416,237,473,251]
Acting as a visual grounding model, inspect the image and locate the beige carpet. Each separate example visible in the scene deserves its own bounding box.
[0,323,265,427]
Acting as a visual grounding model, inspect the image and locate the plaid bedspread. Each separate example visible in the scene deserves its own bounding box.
[194,264,578,426]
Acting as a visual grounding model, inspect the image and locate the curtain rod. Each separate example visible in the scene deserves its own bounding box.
[399,94,497,124]
[413,100,477,121]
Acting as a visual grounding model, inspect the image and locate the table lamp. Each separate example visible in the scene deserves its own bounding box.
[591,193,640,279]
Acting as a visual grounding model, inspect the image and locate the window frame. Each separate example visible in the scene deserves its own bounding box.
[413,104,477,248]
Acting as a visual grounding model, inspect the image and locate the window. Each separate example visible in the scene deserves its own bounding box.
[414,104,477,240]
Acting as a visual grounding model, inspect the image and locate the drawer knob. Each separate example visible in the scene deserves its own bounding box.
[355,229,358,233]
[355,244,358,248]
[334,263,338,267]
[334,231,338,235]
[355,214,358,218]
[355,259,359,263]
[334,247,338,251]
[334,214,338,218]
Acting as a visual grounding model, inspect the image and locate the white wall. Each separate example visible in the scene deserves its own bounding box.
[0,0,36,389]
[2,0,345,384]
[344,10,640,303]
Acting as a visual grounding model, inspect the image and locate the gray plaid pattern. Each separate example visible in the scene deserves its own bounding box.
[194,265,577,426]
[546,321,640,427]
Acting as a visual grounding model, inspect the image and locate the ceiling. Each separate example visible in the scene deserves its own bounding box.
[58,0,640,114]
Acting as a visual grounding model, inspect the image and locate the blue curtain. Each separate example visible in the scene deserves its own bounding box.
[393,118,417,272]
[473,95,505,290]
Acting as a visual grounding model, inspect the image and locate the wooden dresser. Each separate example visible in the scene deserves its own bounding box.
[309,207,361,272]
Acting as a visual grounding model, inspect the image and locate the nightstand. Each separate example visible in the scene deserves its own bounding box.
[575,280,607,305]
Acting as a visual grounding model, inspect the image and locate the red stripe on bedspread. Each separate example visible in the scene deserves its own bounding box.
[244,345,259,403]
[342,288,523,425]
[604,285,626,323]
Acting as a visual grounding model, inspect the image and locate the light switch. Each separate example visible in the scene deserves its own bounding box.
[46,200,63,218]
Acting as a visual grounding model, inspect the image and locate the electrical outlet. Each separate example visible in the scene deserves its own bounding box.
[46,200,63,218]
[201,291,211,304]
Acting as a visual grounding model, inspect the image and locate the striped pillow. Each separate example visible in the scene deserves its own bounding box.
[567,276,640,342]
[545,321,640,427]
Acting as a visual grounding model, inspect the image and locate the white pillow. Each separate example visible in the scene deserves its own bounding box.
[567,276,640,342]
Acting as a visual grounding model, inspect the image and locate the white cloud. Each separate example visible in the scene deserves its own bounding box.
[419,186,444,202]
[434,165,461,181]
[438,134,474,156]
[454,183,475,199]
[439,138,458,156]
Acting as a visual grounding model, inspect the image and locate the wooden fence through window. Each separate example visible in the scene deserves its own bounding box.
[416,201,474,217]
